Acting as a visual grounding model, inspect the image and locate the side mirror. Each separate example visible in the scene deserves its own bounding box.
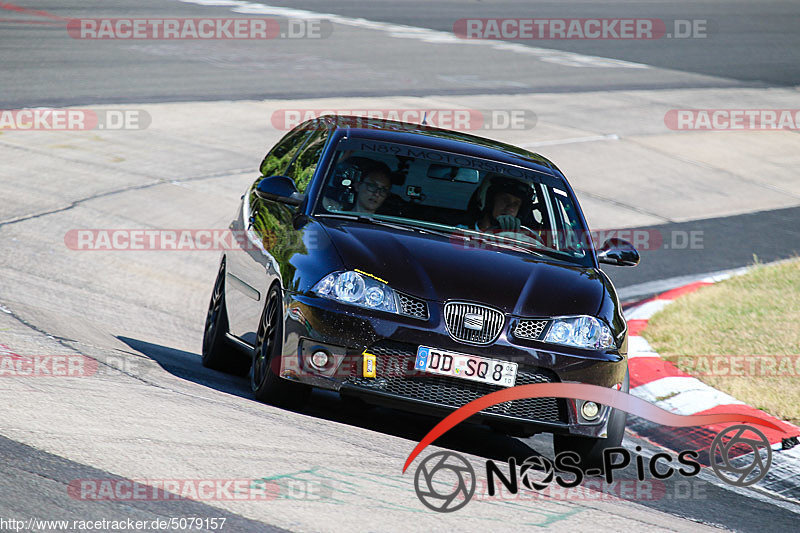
[255,175,305,206]
[597,238,640,267]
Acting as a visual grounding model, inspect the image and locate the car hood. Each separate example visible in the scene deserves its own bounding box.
[319,218,604,317]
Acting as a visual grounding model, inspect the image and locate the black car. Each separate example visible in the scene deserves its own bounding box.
[202,116,639,466]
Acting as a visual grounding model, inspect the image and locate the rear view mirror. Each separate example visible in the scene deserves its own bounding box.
[255,175,305,206]
[597,238,640,266]
[426,164,480,183]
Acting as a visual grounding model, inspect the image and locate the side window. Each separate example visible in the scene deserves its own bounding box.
[553,191,585,255]
[258,127,313,179]
[285,127,330,193]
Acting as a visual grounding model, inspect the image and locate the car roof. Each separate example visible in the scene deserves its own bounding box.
[316,115,563,178]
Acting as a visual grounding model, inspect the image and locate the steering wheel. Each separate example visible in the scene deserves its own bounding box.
[496,225,544,246]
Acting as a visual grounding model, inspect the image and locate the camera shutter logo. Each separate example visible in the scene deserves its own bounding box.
[710,425,772,487]
[519,456,554,490]
[414,451,476,512]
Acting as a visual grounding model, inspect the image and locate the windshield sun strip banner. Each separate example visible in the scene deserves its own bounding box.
[334,138,563,188]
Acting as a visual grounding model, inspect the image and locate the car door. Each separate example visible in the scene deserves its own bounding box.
[226,122,330,343]
[225,125,314,342]
[260,124,331,290]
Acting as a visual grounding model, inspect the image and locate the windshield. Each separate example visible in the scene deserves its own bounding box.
[313,138,594,267]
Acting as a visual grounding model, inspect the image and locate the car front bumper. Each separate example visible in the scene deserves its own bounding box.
[281,292,628,438]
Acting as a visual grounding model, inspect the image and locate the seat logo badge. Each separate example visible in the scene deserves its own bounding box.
[463,313,484,332]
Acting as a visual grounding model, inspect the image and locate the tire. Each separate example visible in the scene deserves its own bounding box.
[552,371,629,472]
[251,284,310,408]
[201,260,250,376]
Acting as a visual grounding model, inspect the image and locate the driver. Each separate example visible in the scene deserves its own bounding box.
[473,177,531,233]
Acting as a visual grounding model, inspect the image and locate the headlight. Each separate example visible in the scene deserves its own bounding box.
[544,315,615,350]
[313,271,398,314]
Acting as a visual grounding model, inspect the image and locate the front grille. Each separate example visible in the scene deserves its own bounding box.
[444,302,504,344]
[514,320,549,341]
[347,341,566,423]
[397,292,428,320]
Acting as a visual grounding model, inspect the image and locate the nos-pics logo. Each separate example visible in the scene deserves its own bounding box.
[402,384,787,513]
[413,424,773,513]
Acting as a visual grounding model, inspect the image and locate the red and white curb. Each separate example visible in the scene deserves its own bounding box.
[623,273,800,500]
[625,276,799,447]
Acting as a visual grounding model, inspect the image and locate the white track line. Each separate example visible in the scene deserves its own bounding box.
[179,0,649,69]
[520,134,620,148]
[619,267,752,301]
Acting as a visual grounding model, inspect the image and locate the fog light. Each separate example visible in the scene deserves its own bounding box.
[310,350,329,369]
[581,401,600,420]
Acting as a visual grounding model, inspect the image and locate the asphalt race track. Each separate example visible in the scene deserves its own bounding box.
[1,1,800,531]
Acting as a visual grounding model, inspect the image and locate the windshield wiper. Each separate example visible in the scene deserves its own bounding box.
[451,227,543,255]
[317,213,414,231]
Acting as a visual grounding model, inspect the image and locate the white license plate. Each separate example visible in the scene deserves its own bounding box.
[414,346,517,387]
